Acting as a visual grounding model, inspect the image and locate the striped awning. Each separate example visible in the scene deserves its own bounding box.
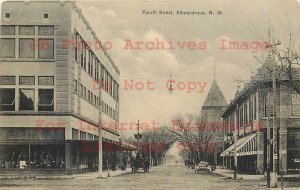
[221,133,257,157]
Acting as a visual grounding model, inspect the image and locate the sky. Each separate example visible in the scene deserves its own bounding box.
[76,0,300,137]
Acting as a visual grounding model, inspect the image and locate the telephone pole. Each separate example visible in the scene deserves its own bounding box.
[266,31,281,188]
[234,103,238,179]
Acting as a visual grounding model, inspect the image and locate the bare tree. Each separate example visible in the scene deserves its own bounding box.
[171,114,223,164]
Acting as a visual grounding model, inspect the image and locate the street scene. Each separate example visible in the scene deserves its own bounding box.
[0,0,300,189]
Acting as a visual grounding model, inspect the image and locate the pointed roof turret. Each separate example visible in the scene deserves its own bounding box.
[202,80,227,107]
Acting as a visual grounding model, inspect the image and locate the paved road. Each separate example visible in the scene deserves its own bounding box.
[0,164,270,190]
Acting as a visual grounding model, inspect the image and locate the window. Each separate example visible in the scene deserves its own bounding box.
[38,76,54,85]
[75,32,79,62]
[292,91,300,116]
[19,38,35,58]
[4,12,11,19]
[0,26,15,35]
[38,89,54,111]
[80,131,86,140]
[19,89,34,111]
[72,129,79,140]
[19,26,35,35]
[38,39,54,59]
[80,84,83,97]
[83,43,87,70]
[0,39,15,58]
[0,76,15,85]
[253,94,257,120]
[38,26,54,35]
[91,92,93,103]
[263,93,274,117]
[84,87,86,99]
[0,89,15,111]
[19,76,35,85]
[43,13,49,19]
[74,79,78,93]
[80,38,84,67]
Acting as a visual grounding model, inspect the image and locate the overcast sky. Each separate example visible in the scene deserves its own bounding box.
[77,0,300,137]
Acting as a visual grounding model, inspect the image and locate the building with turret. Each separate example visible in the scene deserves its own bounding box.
[200,73,227,164]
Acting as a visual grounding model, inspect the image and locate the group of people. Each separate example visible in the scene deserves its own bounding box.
[130,153,150,173]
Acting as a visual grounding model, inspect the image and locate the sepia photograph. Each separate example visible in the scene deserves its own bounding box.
[0,0,300,189]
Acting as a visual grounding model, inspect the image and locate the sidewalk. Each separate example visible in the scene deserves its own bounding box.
[213,167,300,181]
[212,168,264,180]
[0,168,132,180]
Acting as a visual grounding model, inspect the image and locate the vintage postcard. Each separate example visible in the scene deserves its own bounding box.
[0,0,300,189]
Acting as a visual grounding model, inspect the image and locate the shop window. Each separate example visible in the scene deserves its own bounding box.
[38,39,54,59]
[19,38,35,58]
[19,89,34,111]
[38,89,54,111]
[0,38,15,58]
[0,89,15,111]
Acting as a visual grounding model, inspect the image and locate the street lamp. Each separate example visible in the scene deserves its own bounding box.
[134,120,142,153]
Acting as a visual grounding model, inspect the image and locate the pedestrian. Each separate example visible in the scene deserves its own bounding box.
[130,156,135,173]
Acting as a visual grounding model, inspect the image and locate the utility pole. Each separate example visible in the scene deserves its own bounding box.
[98,71,103,179]
[149,138,152,167]
[266,37,281,188]
[272,50,278,188]
[267,86,271,188]
[234,103,238,179]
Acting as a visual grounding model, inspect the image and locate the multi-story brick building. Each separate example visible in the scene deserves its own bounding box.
[221,55,300,174]
[0,1,132,174]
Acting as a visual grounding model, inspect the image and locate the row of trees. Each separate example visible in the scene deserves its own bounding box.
[127,126,175,166]
[125,114,223,165]
[171,114,223,164]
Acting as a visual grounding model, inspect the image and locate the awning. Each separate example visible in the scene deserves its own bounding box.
[78,140,137,152]
[221,133,257,157]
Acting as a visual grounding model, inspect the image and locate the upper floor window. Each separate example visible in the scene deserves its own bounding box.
[19,89,34,111]
[38,26,54,36]
[38,39,54,59]
[38,89,54,111]
[263,93,274,117]
[19,38,35,58]
[4,11,11,19]
[0,26,15,35]
[0,76,15,85]
[291,91,300,116]
[38,76,54,85]
[0,89,15,111]
[0,38,15,58]
[19,76,35,85]
[253,94,257,120]
[19,26,35,35]
[43,13,49,19]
